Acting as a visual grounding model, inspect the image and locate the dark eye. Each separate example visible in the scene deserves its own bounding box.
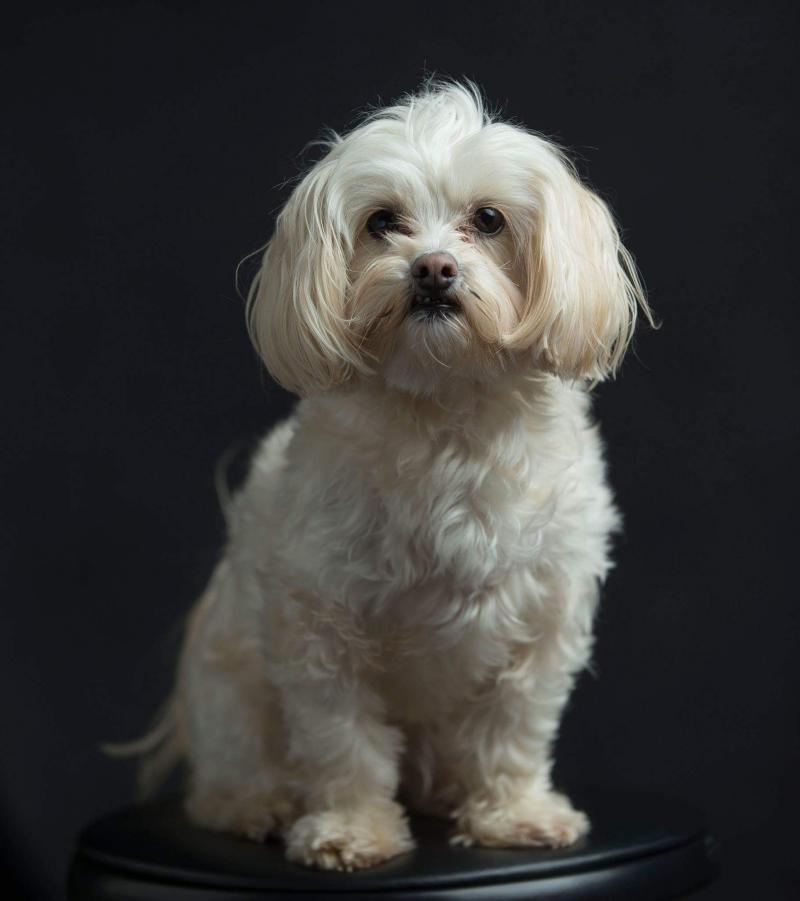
[473,207,505,235]
[367,209,400,238]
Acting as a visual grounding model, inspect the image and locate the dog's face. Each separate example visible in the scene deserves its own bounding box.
[248,84,647,397]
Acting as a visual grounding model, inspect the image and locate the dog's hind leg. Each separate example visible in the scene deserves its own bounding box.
[180,563,298,841]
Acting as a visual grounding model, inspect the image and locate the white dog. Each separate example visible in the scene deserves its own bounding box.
[115,81,650,871]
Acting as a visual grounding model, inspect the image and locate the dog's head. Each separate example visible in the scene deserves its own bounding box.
[248,82,649,397]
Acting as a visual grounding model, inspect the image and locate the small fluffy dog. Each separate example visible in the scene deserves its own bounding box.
[118,82,650,871]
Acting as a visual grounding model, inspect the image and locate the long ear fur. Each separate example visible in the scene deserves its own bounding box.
[509,143,651,380]
[246,160,362,396]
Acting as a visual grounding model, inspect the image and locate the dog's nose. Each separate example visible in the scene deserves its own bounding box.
[411,252,458,293]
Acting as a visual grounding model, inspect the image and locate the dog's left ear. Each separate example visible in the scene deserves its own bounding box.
[509,142,650,381]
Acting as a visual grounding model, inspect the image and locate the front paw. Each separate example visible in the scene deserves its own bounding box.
[285,800,414,871]
[453,790,589,849]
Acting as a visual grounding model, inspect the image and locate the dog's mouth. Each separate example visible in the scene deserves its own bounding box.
[408,292,461,321]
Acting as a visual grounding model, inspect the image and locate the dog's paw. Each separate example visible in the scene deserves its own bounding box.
[285,801,414,871]
[453,790,589,849]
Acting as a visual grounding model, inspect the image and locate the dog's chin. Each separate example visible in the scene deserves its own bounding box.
[379,297,492,397]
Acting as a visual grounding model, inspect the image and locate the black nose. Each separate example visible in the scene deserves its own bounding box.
[411,252,458,294]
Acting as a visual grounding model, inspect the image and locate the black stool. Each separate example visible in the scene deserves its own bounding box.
[69,788,718,900]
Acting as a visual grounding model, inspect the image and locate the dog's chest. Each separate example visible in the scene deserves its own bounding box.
[371,438,544,592]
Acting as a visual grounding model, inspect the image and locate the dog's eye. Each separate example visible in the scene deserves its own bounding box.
[367,209,400,238]
[473,207,505,235]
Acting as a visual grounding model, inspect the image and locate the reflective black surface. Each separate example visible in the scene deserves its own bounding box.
[70,788,718,899]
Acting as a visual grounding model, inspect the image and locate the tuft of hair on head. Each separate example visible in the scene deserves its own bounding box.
[373,77,492,136]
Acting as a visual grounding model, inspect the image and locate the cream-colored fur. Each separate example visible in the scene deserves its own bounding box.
[111,81,650,870]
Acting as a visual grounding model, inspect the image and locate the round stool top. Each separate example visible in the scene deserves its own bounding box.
[71,788,718,899]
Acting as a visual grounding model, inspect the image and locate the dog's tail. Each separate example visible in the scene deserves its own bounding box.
[103,449,243,798]
[102,692,186,799]
[102,573,225,797]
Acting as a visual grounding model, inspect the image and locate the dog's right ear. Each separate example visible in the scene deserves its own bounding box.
[247,160,363,397]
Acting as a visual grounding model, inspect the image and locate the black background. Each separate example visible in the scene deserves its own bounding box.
[2,2,798,898]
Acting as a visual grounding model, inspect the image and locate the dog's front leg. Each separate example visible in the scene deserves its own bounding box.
[281,673,414,870]
[448,626,591,850]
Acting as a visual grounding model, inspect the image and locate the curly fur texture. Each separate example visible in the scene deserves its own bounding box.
[110,81,650,870]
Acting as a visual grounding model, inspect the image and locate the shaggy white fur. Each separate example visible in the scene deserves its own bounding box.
[110,81,650,871]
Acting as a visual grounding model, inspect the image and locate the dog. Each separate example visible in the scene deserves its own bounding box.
[112,81,651,871]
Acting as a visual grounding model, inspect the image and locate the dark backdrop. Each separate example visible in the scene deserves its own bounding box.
[2,2,798,898]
